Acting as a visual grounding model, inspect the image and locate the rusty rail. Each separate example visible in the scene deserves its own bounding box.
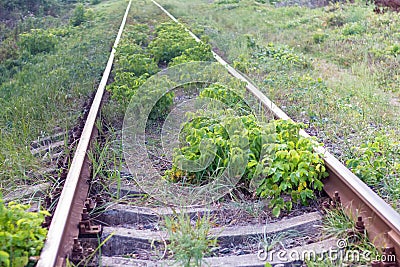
[152,0,400,264]
[37,1,132,266]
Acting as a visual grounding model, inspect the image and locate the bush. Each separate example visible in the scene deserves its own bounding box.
[165,84,327,217]
[148,22,198,64]
[18,29,58,55]
[170,42,214,66]
[0,199,48,267]
[70,3,86,26]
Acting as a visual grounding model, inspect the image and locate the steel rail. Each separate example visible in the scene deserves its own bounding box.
[152,0,400,263]
[37,1,132,266]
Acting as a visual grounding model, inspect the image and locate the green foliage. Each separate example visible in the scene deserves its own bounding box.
[170,42,214,66]
[253,42,310,69]
[18,29,58,55]
[342,22,366,36]
[107,24,175,120]
[347,135,399,196]
[0,199,49,267]
[198,84,250,114]
[165,84,326,216]
[163,212,217,267]
[108,21,214,120]
[107,72,149,106]
[117,51,158,77]
[148,22,198,64]
[70,3,88,26]
[256,120,327,217]
[312,31,328,44]
[90,0,100,4]
[124,24,151,46]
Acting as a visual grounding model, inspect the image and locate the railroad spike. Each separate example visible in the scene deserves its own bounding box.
[70,238,84,263]
[355,216,366,235]
[79,208,102,237]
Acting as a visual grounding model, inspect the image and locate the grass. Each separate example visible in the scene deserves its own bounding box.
[0,0,129,198]
[305,206,380,266]
[155,0,400,210]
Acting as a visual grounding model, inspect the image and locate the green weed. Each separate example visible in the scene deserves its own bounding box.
[163,211,217,267]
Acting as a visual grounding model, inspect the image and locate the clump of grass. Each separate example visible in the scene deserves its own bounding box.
[310,207,380,266]
[163,211,218,267]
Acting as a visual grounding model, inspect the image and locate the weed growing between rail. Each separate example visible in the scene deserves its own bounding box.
[106,0,328,216]
[163,211,218,267]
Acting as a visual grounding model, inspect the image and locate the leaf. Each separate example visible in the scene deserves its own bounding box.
[272,206,281,217]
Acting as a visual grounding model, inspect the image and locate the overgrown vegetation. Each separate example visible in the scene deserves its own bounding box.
[157,0,400,211]
[108,3,327,217]
[107,21,214,119]
[0,198,48,267]
[164,83,327,217]
[163,212,217,267]
[0,0,129,196]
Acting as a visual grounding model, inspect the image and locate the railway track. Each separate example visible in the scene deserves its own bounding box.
[34,0,400,266]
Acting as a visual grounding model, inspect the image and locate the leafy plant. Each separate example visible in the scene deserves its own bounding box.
[0,198,49,267]
[148,22,198,64]
[256,120,327,217]
[163,212,217,267]
[18,29,58,55]
[124,24,151,46]
[165,84,327,216]
[170,42,214,66]
[70,3,91,27]
[252,42,310,69]
[347,134,400,207]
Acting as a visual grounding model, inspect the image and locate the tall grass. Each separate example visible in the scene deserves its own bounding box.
[0,0,129,196]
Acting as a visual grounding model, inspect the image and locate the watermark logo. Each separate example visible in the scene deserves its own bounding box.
[257,238,396,264]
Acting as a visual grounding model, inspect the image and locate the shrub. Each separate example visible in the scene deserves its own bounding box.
[18,29,58,55]
[148,22,198,64]
[165,84,327,217]
[170,42,214,66]
[0,199,48,267]
[70,3,86,26]
[256,120,327,217]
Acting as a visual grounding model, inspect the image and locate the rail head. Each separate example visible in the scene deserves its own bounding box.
[37,1,132,266]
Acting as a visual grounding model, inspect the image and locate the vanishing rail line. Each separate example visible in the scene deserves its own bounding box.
[37,0,400,266]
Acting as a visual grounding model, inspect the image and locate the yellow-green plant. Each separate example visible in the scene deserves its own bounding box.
[163,212,217,267]
[0,198,49,267]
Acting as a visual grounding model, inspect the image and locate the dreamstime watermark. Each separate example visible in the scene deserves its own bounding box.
[257,238,396,264]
